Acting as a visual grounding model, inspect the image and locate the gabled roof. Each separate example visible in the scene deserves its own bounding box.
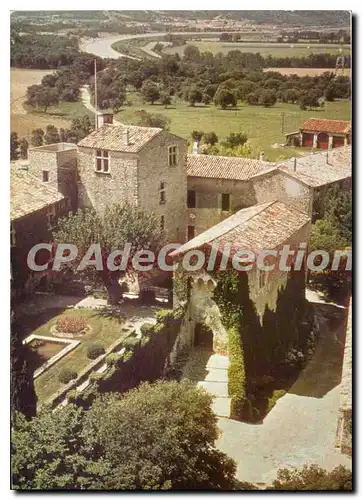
[187,154,274,181]
[277,146,351,188]
[302,119,351,135]
[171,200,310,258]
[11,169,64,221]
[78,124,163,153]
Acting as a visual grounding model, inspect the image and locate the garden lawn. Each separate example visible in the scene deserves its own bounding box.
[116,97,351,161]
[33,308,127,403]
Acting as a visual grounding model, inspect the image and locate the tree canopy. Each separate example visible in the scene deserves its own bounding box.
[53,203,164,303]
[12,381,238,490]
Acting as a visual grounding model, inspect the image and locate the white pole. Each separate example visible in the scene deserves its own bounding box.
[94,59,98,130]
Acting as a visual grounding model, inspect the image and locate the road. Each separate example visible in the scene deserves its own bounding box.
[80,85,122,125]
[79,32,226,60]
[215,294,351,486]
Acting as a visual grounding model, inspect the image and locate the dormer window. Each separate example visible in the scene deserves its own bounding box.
[95,150,110,173]
[168,146,178,167]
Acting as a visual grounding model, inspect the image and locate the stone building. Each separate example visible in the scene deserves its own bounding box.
[285,118,351,149]
[10,168,69,297]
[186,146,351,237]
[77,118,188,242]
[171,199,311,350]
[27,142,78,211]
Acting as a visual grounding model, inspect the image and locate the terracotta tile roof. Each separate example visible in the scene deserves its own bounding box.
[278,146,351,188]
[78,124,163,153]
[187,154,274,181]
[171,200,310,258]
[11,169,64,221]
[302,119,351,135]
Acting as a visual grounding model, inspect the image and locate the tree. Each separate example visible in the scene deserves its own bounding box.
[11,321,37,419]
[12,406,94,490]
[202,93,212,105]
[19,138,29,159]
[44,125,60,145]
[223,132,248,149]
[141,82,160,104]
[259,90,277,107]
[28,87,59,112]
[83,381,237,490]
[203,131,218,145]
[11,132,19,160]
[191,130,204,143]
[135,110,170,130]
[186,87,203,106]
[298,92,321,110]
[12,381,238,490]
[53,203,164,304]
[30,128,44,147]
[183,44,200,62]
[272,465,352,491]
[214,88,237,109]
[160,92,172,108]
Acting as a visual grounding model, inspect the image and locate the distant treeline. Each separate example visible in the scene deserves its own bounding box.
[10,33,80,69]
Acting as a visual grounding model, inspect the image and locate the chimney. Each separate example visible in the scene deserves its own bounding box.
[192,141,199,154]
[259,151,265,161]
[293,157,297,172]
[97,113,113,129]
[123,129,129,146]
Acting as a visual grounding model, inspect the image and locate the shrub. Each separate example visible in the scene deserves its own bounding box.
[89,372,105,382]
[227,325,246,420]
[140,322,154,335]
[267,389,286,413]
[58,369,77,384]
[122,336,140,349]
[106,353,122,367]
[67,389,79,403]
[87,343,105,360]
[56,315,88,334]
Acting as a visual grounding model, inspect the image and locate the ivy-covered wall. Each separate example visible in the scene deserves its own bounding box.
[213,268,315,422]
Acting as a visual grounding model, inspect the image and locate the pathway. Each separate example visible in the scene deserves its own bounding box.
[215,291,351,485]
[80,85,122,125]
[182,348,230,418]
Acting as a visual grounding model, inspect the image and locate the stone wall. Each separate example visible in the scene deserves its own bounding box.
[252,170,313,216]
[28,144,78,209]
[187,170,313,236]
[77,147,138,211]
[187,177,254,235]
[247,221,311,320]
[138,131,188,243]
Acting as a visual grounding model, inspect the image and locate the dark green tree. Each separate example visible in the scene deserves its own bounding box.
[214,88,237,109]
[272,465,352,491]
[54,203,164,304]
[11,132,20,160]
[203,131,218,145]
[44,125,60,144]
[19,138,29,159]
[11,321,37,419]
[141,82,160,104]
[30,128,44,147]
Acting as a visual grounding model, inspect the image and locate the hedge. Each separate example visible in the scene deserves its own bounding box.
[227,325,246,420]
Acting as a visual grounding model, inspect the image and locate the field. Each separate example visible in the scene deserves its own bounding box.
[116,96,351,161]
[163,40,351,58]
[264,67,351,77]
[10,68,88,139]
